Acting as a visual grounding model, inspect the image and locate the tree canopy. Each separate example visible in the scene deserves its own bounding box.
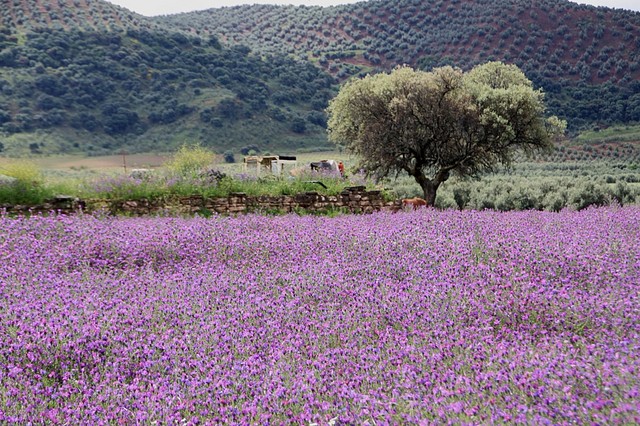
[327,62,566,205]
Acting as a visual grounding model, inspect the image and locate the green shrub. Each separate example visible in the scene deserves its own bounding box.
[542,192,568,212]
[608,182,636,206]
[0,160,51,205]
[223,150,236,163]
[166,143,216,177]
[0,160,43,185]
[570,182,609,210]
[0,181,51,205]
[452,183,471,210]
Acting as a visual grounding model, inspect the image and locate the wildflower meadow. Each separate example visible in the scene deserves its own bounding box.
[0,207,639,424]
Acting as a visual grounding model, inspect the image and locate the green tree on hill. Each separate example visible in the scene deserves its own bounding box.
[327,62,566,206]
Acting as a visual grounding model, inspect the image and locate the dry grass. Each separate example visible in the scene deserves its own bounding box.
[24,151,353,176]
[29,154,172,172]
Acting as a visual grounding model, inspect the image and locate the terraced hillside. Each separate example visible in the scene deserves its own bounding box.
[158,0,640,129]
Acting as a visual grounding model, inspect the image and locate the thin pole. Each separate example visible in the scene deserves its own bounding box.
[122,149,127,174]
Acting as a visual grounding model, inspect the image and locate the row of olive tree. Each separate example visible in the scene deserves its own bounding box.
[391,174,639,212]
[326,62,566,206]
[164,0,640,130]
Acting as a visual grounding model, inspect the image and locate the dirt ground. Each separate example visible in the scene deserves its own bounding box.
[22,151,346,171]
[30,154,171,171]
[0,151,349,180]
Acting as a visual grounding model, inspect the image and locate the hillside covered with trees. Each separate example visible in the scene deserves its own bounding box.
[0,0,335,156]
[1,0,640,157]
[159,0,640,130]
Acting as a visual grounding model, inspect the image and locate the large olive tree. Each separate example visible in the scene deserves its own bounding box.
[327,62,566,206]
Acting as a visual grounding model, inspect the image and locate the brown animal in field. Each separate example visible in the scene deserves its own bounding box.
[402,197,427,209]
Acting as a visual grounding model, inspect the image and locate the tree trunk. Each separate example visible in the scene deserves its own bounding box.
[414,174,439,207]
[415,169,450,207]
[422,180,437,207]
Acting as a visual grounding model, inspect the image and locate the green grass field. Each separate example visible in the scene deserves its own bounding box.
[576,125,640,143]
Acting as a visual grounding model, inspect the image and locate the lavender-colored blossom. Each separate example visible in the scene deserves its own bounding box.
[233,173,259,183]
[86,175,146,198]
[0,207,638,424]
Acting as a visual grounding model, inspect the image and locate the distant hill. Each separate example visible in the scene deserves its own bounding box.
[157,0,640,130]
[1,0,161,32]
[0,0,335,156]
[1,0,640,158]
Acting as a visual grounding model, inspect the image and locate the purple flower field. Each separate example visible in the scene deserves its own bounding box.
[1,207,639,425]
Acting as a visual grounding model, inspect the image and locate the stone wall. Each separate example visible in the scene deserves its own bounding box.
[2,187,403,216]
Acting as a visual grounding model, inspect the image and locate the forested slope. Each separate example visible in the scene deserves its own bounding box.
[2,0,640,157]
[0,0,335,156]
[159,0,640,130]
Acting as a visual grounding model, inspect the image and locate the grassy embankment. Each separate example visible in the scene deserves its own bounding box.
[2,131,640,212]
